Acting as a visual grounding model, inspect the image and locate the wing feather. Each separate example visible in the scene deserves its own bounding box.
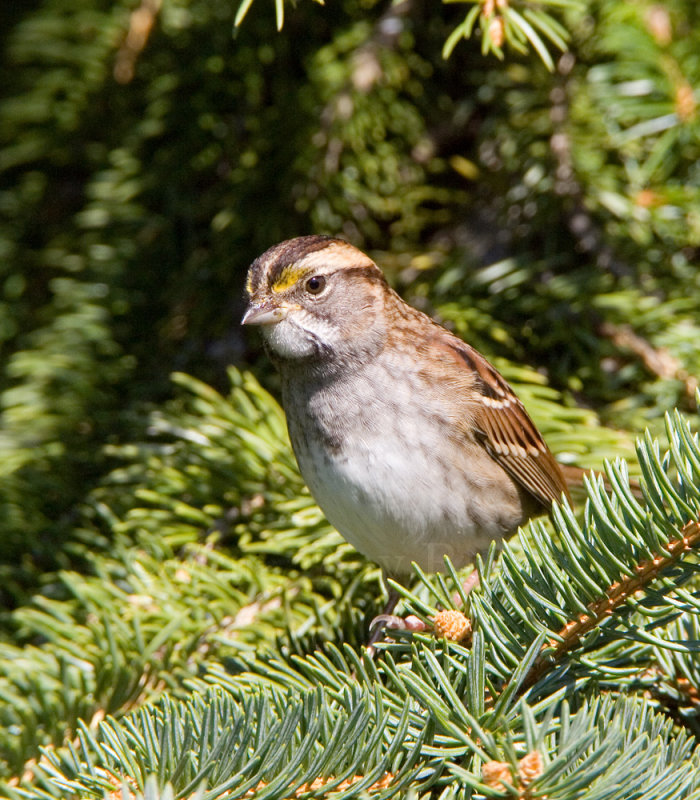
[447,339,570,507]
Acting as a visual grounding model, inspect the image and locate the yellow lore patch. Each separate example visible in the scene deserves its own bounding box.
[271,264,307,293]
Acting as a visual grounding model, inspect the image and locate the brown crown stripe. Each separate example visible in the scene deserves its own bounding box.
[247,235,338,294]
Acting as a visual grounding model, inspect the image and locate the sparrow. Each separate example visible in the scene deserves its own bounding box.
[242,235,570,633]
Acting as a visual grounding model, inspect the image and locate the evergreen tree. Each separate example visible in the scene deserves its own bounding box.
[0,0,698,797]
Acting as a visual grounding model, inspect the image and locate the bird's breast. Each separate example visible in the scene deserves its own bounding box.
[282,365,529,577]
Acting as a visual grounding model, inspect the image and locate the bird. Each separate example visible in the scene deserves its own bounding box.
[242,235,571,639]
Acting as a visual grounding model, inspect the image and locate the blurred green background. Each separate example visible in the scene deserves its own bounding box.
[0,0,699,791]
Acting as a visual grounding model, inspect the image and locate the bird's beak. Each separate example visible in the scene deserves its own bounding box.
[241,301,289,326]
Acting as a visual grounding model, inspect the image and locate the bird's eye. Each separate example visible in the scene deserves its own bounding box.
[305,275,326,295]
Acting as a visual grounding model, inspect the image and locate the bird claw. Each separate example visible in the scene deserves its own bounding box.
[369,613,427,633]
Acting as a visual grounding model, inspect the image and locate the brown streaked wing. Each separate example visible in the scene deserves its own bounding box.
[447,338,570,507]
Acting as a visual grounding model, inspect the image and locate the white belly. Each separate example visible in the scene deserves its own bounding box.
[290,413,516,577]
[282,359,529,578]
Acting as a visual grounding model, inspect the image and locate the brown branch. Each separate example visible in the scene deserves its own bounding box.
[649,671,700,711]
[521,519,700,691]
[114,0,162,84]
[597,321,699,408]
[674,676,700,707]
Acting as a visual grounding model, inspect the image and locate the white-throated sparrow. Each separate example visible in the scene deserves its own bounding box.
[243,235,570,626]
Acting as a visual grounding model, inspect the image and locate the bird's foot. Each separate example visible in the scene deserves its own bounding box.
[365,613,427,658]
[369,613,427,633]
[365,571,479,656]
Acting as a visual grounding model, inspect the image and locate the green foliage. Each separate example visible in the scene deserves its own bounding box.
[1,371,700,798]
[442,0,580,68]
[0,371,374,780]
[28,688,700,799]
[42,686,425,799]
[574,0,700,248]
[1,0,700,796]
[234,0,581,70]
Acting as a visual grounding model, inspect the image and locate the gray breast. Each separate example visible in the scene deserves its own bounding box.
[280,363,528,576]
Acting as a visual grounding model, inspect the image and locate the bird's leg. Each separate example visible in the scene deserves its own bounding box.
[365,570,481,656]
[366,580,428,655]
[366,569,481,655]
[367,585,401,650]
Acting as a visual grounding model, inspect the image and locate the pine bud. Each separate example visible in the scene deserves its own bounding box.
[675,82,696,122]
[489,16,505,49]
[645,6,672,46]
[519,750,544,786]
[482,760,512,788]
[432,609,472,642]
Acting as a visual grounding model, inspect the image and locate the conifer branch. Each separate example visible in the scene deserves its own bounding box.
[245,771,395,797]
[649,672,700,723]
[522,518,700,691]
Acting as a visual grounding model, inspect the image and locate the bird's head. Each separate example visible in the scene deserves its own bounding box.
[243,235,389,364]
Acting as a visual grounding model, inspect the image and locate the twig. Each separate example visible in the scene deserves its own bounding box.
[521,519,700,691]
[598,320,699,407]
[114,0,162,84]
